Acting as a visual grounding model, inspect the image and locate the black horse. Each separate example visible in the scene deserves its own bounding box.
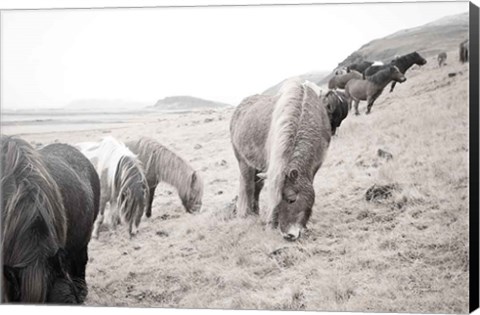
[459,39,469,63]
[363,51,427,92]
[1,137,100,304]
[346,61,374,74]
[324,90,349,135]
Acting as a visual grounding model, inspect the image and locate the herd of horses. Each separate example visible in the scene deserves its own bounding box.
[1,40,470,304]
[437,39,470,67]
[328,51,426,115]
[1,136,204,303]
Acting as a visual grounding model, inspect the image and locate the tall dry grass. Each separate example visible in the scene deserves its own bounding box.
[84,54,469,313]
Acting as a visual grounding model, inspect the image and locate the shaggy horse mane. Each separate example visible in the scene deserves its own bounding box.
[115,155,147,224]
[266,78,307,216]
[130,137,202,204]
[1,136,67,302]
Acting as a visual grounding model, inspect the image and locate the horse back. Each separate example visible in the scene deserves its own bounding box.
[40,144,100,251]
[230,94,276,170]
[126,140,158,188]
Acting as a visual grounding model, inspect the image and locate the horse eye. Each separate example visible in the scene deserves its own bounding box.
[287,198,296,204]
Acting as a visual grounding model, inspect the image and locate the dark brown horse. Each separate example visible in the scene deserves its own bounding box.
[346,61,374,73]
[324,90,349,135]
[345,66,406,115]
[363,51,426,92]
[1,137,100,304]
[328,70,362,90]
[459,39,469,63]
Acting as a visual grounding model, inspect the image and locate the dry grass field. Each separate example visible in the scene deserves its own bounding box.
[6,51,470,313]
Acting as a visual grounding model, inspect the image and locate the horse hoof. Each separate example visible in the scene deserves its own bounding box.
[355,112,360,116]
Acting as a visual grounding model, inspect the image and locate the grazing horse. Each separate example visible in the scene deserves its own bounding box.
[323,90,349,135]
[1,136,99,304]
[437,52,447,67]
[126,137,204,218]
[230,78,339,241]
[346,61,374,74]
[460,39,469,63]
[77,137,148,238]
[328,70,362,90]
[345,65,406,115]
[363,51,427,92]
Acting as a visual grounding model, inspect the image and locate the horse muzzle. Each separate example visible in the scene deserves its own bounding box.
[281,224,303,241]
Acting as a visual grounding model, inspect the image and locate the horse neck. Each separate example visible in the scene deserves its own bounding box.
[394,54,416,72]
[153,147,193,199]
[368,69,394,89]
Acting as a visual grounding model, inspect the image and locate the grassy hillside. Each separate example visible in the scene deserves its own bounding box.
[319,12,468,85]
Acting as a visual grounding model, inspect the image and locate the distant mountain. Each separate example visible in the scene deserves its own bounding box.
[152,96,231,110]
[66,99,149,111]
[319,12,468,85]
[263,70,330,95]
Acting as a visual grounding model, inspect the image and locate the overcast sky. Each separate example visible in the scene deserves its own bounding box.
[1,1,468,110]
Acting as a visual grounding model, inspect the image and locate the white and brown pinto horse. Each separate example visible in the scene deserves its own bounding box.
[77,137,148,238]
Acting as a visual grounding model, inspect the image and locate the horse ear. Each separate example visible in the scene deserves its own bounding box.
[288,169,299,181]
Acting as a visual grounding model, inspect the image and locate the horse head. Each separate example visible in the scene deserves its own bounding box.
[413,51,427,65]
[272,168,315,241]
[181,171,204,213]
[324,90,348,135]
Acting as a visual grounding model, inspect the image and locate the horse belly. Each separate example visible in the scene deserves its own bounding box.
[231,100,273,171]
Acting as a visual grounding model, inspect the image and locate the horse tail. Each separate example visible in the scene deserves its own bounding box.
[266,78,305,217]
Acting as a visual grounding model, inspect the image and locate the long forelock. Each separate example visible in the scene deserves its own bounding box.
[115,155,147,224]
[1,137,66,302]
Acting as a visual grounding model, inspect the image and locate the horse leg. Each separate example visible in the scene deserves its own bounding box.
[236,159,256,218]
[366,97,377,114]
[390,81,397,93]
[253,171,265,215]
[69,246,89,303]
[145,185,156,218]
[92,195,108,239]
[367,90,384,114]
[354,100,361,116]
